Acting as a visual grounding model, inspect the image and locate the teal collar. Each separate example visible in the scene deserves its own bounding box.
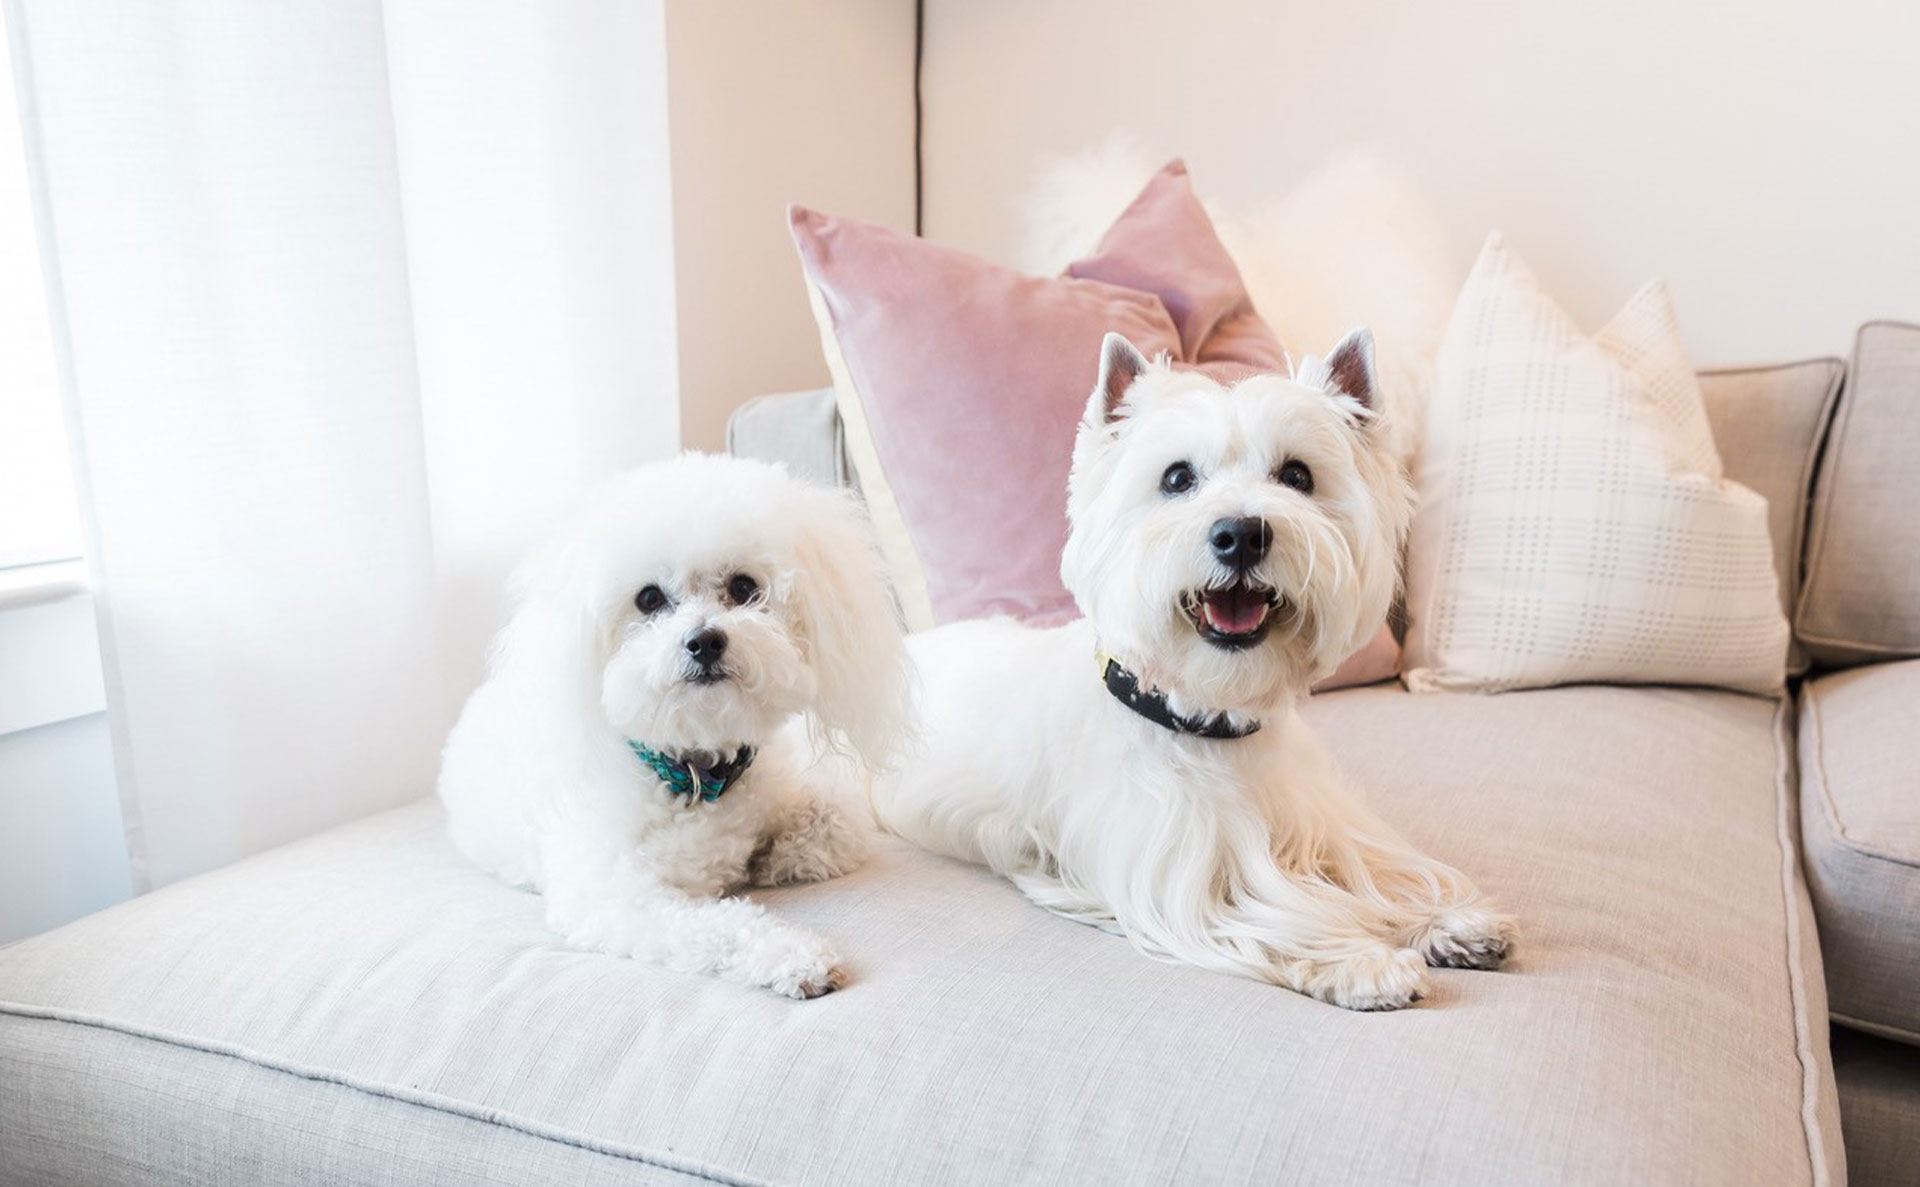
[626,741,756,803]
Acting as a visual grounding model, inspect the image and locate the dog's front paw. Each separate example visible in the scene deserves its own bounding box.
[751,801,869,887]
[1300,944,1430,1012]
[739,925,847,1000]
[776,960,848,1000]
[1410,906,1516,970]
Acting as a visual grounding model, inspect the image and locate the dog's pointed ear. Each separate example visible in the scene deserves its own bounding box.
[788,484,915,771]
[1320,327,1377,410]
[1086,332,1150,425]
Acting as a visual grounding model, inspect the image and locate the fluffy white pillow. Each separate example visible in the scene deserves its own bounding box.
[1018,137,1459,468]
[1402,235,1788,695]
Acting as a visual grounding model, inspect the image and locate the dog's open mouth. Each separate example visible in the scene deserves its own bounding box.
[684,669,730,686]
[1182,579,1280,650]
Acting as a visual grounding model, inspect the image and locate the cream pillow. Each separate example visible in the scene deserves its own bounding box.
[1019,138,1460,469]
[1402,235,1788,695]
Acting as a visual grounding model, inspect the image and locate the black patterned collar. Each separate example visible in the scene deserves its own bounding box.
[626,741,756,803]
[1097,653,1262,740]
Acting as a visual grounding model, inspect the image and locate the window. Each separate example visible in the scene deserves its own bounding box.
[0,18,84,575]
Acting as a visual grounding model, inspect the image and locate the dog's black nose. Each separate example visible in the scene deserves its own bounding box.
[1209,516,1271,570]
[683,627,728,669]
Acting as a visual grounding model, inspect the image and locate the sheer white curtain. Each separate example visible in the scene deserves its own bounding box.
[10,0,679,889]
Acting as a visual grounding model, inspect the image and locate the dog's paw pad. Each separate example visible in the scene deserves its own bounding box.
[802,965,849,998]
[773,961,846,1000]
[1417,908,1517,971]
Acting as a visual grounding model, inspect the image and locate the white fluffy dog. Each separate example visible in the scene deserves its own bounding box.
[439,453,909,999]
[873,331,1514,1011]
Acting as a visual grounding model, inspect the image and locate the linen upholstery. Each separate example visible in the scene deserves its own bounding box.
[725,388,852,492]
[1697,359,1845,675]
[731,359,1845,650]
[1798,658,1920,1042]
[1830,1025,1920,1187]
[725,358,1842,690]
[1798,321,1920,665]
[1404,235,1789,694]
[0,685,1839,1186]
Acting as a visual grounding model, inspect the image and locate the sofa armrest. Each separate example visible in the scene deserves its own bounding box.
[725,388,854,491]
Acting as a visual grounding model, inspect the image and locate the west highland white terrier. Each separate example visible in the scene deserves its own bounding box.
[873,331,1514,1010]
[439,453,910,998]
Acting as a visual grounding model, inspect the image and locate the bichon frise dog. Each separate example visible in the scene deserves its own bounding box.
[439,453,910,998]
[872,331,1514,1010]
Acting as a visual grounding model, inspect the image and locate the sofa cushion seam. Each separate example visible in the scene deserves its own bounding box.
[1830,1011,1920,1047]
[1697,357,1845,379]
[1772,696,1833,1187]
[1790,629,1920,657]
[0,1001,786,1187]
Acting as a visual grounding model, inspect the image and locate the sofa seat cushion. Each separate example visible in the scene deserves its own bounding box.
[1799,659,1920,1042]
[0,687,1840,1186]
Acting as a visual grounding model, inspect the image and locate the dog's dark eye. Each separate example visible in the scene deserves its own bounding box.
[1276,459,1314,495]
[724,574,760,606]
[635,585,669,615]
[1160,461,1197,496]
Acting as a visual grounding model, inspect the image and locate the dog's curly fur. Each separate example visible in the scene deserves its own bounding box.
[872,331,1515,1010]
[439,453,910,998]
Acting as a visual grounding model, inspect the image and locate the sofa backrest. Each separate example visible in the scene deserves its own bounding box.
[1698,359,1845,675]
[727,387,851,492]
[1796,322,1920,668]
[730,347,1913,676]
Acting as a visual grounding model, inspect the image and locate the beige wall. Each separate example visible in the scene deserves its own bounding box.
[667,0,917,450]
[921,0,1920,366]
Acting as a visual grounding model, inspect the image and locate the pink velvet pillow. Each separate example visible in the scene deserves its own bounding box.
[790,160,1397,689]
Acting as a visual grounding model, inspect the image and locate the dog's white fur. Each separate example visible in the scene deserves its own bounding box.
[872,332,1514,1010]
[439,453,909,998]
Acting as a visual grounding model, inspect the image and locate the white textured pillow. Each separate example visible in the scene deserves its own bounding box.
[1402,235,1788,695]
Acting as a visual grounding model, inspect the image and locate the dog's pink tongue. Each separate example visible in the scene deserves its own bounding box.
[1205,587,1267,634]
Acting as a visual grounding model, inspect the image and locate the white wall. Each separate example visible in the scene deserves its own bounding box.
[666,0,916,451]
[921,0,1920,365]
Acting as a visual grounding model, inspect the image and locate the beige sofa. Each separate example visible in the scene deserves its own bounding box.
[2,327,1915,1186]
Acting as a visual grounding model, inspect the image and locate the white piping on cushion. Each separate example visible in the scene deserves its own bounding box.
[1771,697,1837,1187]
